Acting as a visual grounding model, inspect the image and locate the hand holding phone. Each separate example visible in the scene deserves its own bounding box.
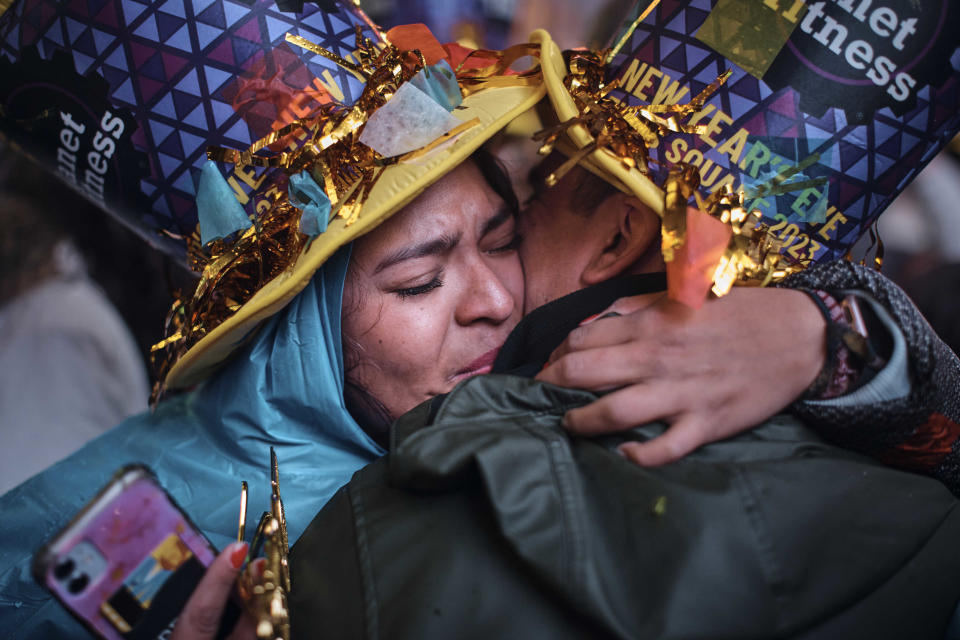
[170,542,256,640]
[33,466,218,640]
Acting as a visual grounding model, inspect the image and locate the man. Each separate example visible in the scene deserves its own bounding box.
[286,157,960,638]
[524,155,960,490]
[283,28,960,630]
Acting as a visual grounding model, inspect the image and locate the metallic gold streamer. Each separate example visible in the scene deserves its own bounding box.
[545,141,599,187]
[662,165,698,262]
[285,33,369,79]
[237,448,290,640]
[857,222,884,270]
[643,69,732,116]
[454,44,542,96]
[238,481,249,543]
[605,0,662,65]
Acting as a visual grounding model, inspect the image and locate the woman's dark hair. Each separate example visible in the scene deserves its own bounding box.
[342,146,519,442]
[471,146,520,217]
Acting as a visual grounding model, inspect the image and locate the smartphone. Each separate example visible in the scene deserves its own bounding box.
[33,465,218,640]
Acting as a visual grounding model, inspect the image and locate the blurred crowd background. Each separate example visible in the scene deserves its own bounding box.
[1,0,959,493]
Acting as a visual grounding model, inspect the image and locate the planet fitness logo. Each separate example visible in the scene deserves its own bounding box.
[0,46,149,214]
[699,0,960,123]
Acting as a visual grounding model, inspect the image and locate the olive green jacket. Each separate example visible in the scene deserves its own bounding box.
[290,375,960,639]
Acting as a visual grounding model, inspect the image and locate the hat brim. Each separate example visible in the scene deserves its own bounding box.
[166,77,546,389]
[534,29,665,217]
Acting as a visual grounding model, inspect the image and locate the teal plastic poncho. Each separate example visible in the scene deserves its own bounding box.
[0,246,384,637]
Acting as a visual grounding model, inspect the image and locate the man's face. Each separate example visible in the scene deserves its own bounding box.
[517,170,598,314]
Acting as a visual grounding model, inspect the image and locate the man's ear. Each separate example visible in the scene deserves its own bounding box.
[582,194,660,285]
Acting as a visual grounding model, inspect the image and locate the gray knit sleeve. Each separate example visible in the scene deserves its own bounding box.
[778,260,960,495]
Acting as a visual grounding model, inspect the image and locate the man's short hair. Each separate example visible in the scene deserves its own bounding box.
[528,151,619,217]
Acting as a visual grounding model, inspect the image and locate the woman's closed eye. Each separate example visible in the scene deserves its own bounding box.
[392,272,445,299]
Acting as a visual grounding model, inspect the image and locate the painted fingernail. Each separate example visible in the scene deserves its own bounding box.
[229,542,249,569]
[578,313,600,326]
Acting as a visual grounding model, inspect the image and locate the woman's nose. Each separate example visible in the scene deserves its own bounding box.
[455,259,517,326]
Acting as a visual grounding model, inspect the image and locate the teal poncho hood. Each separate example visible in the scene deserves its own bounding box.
[0,246,384,637]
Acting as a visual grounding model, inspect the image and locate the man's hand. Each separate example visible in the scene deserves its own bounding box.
[536,287,827,466]
[171,542,256,640]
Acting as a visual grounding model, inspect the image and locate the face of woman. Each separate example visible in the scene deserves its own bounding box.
[343,160,524,421]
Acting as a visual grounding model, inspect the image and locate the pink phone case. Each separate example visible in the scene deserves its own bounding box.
[33,465,217,640]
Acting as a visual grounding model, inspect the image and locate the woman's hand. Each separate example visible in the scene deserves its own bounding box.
[171,542,257,640]
[536,287,826,466]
